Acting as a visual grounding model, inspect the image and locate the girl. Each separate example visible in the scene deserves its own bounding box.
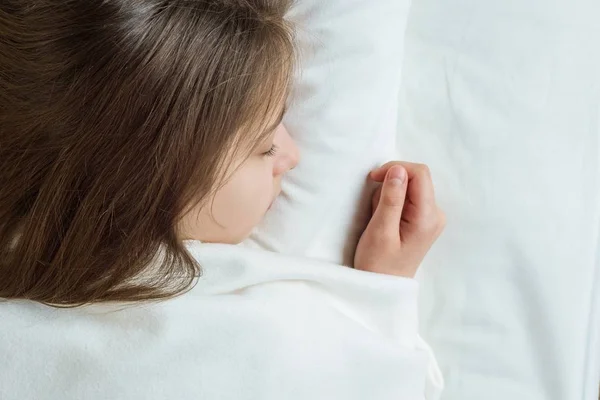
[0,0,446,399]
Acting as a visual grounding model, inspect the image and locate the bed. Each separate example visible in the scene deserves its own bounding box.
[244,0,600,398]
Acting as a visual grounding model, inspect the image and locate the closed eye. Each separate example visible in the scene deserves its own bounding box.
[263,144,278,157]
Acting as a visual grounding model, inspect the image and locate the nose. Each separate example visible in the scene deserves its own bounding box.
[274,124,300,175]
[286,135,300,170]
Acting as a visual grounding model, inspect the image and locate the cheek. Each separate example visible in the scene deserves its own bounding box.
[212,164,273,227]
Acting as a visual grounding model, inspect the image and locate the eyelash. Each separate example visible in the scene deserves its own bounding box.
[263,144,278,157]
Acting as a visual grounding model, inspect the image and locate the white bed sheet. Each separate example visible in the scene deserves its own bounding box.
[397,0,600,399]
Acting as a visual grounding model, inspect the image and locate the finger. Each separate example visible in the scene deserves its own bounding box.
[370,161,426,181]
[371,185,382,214]
[369,165,407,238]
[371,161,435,208]
[369,161,408,181]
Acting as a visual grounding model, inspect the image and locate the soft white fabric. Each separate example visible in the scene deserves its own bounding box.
[242,0,412,266]
[0,1,444,398]
[241,0,600,399]
[0,242,443,400]
[396,0,600,399]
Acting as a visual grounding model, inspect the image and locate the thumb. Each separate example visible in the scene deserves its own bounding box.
[370,165,407,238]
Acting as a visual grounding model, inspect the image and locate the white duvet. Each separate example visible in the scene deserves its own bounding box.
[0,241,443,400]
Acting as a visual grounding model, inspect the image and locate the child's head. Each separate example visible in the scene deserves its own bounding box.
[0,0,298,304]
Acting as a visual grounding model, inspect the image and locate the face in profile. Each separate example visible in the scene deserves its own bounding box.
[178,123,300,244]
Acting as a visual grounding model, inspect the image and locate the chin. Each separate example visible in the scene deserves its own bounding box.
[231,229,253,245]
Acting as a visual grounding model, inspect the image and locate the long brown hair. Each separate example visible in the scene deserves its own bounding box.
[0,0,296,306]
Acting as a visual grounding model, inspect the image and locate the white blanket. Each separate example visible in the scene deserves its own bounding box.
[0,241,443,400]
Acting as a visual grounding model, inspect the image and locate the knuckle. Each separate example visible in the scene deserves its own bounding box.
[415,212,439,236]
[418,163,431,177]
[423,220,439,235]
[429,209,447,238]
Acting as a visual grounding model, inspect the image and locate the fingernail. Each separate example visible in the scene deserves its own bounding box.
[388,166,406,184]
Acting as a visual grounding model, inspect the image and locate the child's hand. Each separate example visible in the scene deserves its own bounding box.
[354,161,446,278]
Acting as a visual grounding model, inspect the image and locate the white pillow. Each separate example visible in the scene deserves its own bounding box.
[241,0,413,266]
[397,0,600,399]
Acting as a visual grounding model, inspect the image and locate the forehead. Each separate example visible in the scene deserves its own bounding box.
[242,100,287,145]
